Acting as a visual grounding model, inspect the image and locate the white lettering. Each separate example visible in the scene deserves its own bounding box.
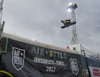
[46,66,56,72]
[33,57,65,66]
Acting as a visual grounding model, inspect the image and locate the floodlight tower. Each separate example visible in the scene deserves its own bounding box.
[67,2,79,44]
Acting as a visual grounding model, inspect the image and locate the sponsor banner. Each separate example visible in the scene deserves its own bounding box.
[89,67,100,77]
[0,38,82,77]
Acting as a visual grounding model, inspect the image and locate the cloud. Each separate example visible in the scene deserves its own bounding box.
[2,0,100,54]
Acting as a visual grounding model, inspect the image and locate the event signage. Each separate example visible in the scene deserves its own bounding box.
[12,47,25,71]
[0,37,82,77]
[89,67,100,77]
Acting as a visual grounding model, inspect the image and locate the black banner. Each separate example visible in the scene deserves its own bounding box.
[0,38,82,77]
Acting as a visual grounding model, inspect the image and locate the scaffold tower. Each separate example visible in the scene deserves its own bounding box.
[67,2,79,44]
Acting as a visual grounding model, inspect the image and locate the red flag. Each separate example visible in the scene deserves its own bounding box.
[67,46,70,49]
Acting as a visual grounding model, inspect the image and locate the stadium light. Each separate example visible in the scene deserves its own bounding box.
[67,8,72,12]
[67,2,77,12]
[68,2,73,6]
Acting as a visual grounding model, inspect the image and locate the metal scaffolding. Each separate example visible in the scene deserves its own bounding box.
[70,6,79,44]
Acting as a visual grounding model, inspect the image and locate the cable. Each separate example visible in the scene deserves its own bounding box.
[0,70,13,77]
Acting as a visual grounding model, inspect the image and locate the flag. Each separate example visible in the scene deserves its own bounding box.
[67,46,70,49]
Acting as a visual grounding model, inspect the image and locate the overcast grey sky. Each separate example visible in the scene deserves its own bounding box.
[2,0,100,54]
